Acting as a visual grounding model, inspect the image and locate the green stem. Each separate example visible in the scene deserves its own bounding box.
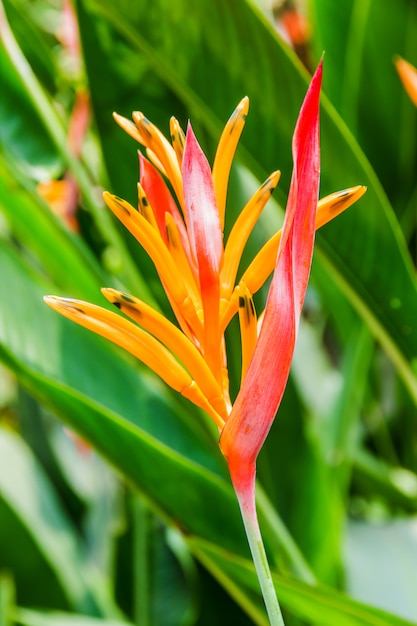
[234,472,286,626]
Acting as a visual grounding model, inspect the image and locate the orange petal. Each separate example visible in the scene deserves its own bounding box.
[236,283,258,384]
[395,57,417,108]
[220,170,280,305]
[170,116,185,167]
[103,192,203,340]
[220,185,366,332]
[102,288,227,420]
[212,97,249,230]
[44,296,224,428]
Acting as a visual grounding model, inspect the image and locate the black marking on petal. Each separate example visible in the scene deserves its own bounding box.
[121,293,136,303]
[248,297,255,317]
[113,196,131,215]
[68,304,86,315]
[238,294,255,326]
[328,196,351,211]
[140,117,153,137]
[125,304,143,319]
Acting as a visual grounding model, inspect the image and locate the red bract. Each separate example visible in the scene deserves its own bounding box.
[220,62,322,493]
[182,124,224,379]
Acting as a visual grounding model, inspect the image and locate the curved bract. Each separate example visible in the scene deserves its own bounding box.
[43,59,365,626]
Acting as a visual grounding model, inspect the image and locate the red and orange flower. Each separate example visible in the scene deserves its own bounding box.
[45,62,364,492]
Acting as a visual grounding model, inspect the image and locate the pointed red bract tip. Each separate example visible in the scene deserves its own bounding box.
[182,123,223,274]
[220,62,322,490]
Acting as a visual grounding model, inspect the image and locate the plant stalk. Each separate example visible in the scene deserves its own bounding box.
[234,470,286,626]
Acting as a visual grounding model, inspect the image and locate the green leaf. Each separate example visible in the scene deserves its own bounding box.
[346,518,417,622]
[0,427,97,612]
[0,47,61,180]
[15,609,133,626]
[0,241,247,557]
[0,158,105,302]
[310,0,417,210]
[190,538,417,626]
[0,574,14,626]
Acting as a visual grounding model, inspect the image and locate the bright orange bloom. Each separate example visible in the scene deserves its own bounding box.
[45,62,365,478]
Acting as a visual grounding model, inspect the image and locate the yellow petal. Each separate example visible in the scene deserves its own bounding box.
[170,116,185,166]
[395,57,417,108]
[220,171,281,305]
[101,288,227,420]
[137,183,159,230]
[132,112,184,208]
[236,283,258,383]
[220,185,366,331]
[103,192,203,340]
[113,112,143,143]
[315,185,367,229]
[44,296,225,428]
[212,97,250,230]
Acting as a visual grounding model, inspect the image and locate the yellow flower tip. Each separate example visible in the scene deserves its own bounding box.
[101,287,122,306]
[263,170,281,196]
[103,191,135,217]
[44,295,86,320]
[132,111,153,138]
[101,288,142,317]
[316,184,367,229]
[169,116,186,165]
[112,112,143,143]
[235,95,250,118]
[212,96,251,229]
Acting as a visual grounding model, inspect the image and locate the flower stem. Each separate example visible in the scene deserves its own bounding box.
[233,468,286,626]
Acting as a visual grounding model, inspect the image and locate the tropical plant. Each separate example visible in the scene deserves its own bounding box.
[1,1,417,625]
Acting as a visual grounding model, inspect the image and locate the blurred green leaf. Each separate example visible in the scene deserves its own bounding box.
[0,47,61,180]
[0,574,14,626]
[345,517,417,622]
[0,242,248,556]
[0,427,98,612]
[15,609,133,626]
[310,0,417,209]
[0,158,105,302]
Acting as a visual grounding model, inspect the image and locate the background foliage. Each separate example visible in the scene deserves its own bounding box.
[1,0,417,624]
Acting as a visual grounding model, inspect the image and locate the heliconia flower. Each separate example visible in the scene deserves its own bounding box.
[45,60,365,624]
[395,57,417,108]
[44,61,366,446]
